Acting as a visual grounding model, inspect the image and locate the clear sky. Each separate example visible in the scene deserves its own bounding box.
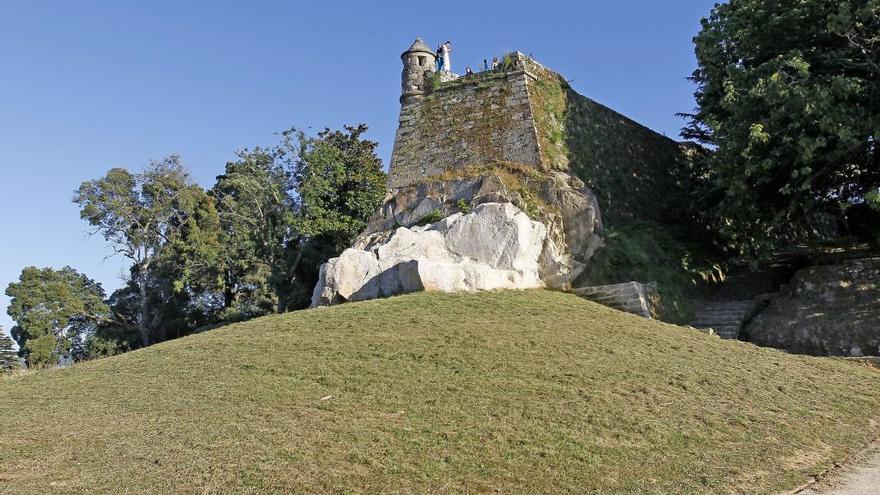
[0,0,717,338]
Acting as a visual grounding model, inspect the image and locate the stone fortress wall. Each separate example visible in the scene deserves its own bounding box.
[388,54,542,188]
[388,47,689,223]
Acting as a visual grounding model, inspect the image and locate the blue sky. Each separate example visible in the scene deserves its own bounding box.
[0,0,717,337]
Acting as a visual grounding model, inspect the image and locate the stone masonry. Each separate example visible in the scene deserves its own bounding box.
[388,48,689,224]
[571,282,659,319]
[389,54,542,188]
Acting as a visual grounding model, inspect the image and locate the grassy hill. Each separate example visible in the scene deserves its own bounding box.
[1,290,879,494]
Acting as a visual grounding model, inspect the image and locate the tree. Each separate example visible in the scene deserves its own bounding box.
[684,0,879,256]
[211,147,293,317]
[276,124,387,309]
[74,156,222,346]
[0,329,19,372]
[5,266,109,368]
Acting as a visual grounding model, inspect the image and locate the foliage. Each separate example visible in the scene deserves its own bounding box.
[56,124,384,357]
[501,53,515,70]
[455,198,471,214]
[429,70,443,91]
[286,124,386,242]
[274,124,387,310]
[866,187,880,212]
[0,330,19,372]
[4,266,109,368]
[579,221,723,323]
[74,157,223,347]
[684,0,880,257]
[2,290,879,493]
[211,147,293,318]
[415,209,444,226]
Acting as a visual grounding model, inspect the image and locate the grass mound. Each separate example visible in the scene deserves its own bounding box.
[1,290,879,494]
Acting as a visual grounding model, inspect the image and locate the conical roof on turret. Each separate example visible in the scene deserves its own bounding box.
[402,38,434,59]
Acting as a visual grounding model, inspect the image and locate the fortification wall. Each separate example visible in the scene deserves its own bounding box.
[388,52,691,222]
[388,67,542,188]
[520,56,689,222]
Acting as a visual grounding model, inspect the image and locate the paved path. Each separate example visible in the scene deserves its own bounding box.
[797,448,880,495]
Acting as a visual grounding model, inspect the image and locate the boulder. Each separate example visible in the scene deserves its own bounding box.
[445,202,545,272]
[312,165,606,307]
[358,166,603,288]
[311,203,547,307]
[310,250,381,307]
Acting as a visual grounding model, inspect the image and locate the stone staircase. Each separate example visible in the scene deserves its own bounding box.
[571,282,657,319]
[691,299,766,339]
[691,253,805,340]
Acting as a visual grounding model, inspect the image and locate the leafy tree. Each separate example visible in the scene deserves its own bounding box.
[5,266,109,368]
[211,147,293,317]
[74,156,222,346]
[0,329,19,372]
[276,124,387,309]
[684,0,879,256]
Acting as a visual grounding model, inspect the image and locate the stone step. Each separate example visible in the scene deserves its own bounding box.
[694,316,748,323]
[570,282,655,319]
[695,308,756,315]
[692,317,745,324]
[696,302,757,310]
[693,321,744,328]
[694,310,752,317]
[693,313,751,320]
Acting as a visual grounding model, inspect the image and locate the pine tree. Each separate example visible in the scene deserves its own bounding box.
[0,329,20,372]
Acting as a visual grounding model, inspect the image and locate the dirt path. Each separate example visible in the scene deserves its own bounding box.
[797,447,880,495]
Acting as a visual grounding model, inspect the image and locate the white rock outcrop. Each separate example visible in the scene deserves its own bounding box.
[311,203,547,307]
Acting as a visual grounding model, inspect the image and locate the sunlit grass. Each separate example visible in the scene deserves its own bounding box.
[1,290,878,494]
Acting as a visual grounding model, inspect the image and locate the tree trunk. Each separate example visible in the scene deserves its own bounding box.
[136,265,151,348]
[223,268,235,309]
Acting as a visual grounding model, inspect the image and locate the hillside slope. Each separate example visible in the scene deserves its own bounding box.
[1,290,879,494]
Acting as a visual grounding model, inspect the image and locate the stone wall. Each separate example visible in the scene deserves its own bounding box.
[388,65,542,188]
[520,56,691,222]
[744,258,880,356]
[388,52,691,222]
[571,282,659,319]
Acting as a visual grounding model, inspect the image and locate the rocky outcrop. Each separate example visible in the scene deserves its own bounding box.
[312,165,604,307]
[311,203,547,306]
[744,258,880,356]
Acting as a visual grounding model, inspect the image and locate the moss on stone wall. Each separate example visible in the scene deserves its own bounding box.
[388,68,541,188]
[523,57,690,224]
[424,161,559,221]
[515,55,716,320]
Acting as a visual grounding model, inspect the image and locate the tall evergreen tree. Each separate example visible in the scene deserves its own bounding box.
[684,0,879,256]
[211,147,293,317]
[0,329,19,372]
[277,124,387,309]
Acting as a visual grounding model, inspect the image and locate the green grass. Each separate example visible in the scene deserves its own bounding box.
[2,290,879,494]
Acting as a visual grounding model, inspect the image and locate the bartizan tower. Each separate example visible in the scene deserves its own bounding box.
[400,38,436,105]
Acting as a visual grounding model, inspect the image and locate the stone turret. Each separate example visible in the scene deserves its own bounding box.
[400,38,436,105]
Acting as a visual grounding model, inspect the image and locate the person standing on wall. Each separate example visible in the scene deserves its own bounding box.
[440,41,452,73]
